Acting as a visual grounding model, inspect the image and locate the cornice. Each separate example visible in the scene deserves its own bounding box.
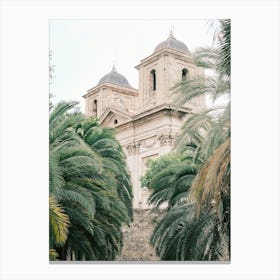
[83,82,138,99]
[115,104,191,131]
[135,48,192,69]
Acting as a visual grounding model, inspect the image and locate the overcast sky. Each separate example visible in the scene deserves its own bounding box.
[50,19,216,112]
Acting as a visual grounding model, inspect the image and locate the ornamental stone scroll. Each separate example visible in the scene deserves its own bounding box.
[126,141,142,155]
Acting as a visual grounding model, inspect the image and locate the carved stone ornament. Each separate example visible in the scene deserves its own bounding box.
[126,144,134,155]
[126,141,142,155]
[158,133,178,146]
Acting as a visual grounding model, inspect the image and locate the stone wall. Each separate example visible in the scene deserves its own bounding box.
[116,209,165,261]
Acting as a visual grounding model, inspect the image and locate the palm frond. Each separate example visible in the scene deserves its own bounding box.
[49,248,59,261]
[49,196,70,246]
[218,19,231,77]
[190,138,230,215]
[49,101,79,127]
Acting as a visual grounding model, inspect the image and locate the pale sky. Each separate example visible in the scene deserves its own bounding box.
[50,19,216,112]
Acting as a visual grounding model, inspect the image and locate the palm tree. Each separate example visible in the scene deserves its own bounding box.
[150,132,230,260]
[49,101,133,260]
[141,153,199,210]
[174,19,231,218]
[148,19,231,261]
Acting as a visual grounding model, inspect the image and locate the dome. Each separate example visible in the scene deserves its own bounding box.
[98,66,132,88]
[154,32,189,54]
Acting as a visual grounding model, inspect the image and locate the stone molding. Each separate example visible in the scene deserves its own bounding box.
[126,133,179,155]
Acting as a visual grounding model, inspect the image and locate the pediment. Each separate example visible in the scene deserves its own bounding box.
[99,107,134,127]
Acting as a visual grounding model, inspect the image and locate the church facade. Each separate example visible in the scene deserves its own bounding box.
[83,32,205,208]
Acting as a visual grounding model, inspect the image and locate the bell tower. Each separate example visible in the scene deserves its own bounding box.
[135,31,204,113]
[83,66,138,125]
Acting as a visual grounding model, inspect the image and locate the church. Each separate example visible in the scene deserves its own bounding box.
[83,32,205,208]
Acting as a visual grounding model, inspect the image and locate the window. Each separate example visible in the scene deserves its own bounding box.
[92,99,97,112]
[150,69,156,91]
[114,119,118,125]
[182,68,188,80]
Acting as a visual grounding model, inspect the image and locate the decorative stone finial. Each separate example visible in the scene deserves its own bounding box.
[112,64,116,71]
[169,26,175,39]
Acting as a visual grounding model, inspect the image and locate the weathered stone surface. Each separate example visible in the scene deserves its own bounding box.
[116,209,165,261]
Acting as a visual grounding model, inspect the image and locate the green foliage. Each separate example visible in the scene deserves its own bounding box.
[140,153,181,189]
[49,101,133,260]
[151,203,229,260]
[149,130,230,260]
[148,19,231,261]
[148,162,198,209]
[218,19,231,77]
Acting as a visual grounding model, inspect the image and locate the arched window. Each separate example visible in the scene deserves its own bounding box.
[182,68,188,80]
[92,99,97,112]
[92,99,97,113]
[150,69,156,91]
[114,119,118,125]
